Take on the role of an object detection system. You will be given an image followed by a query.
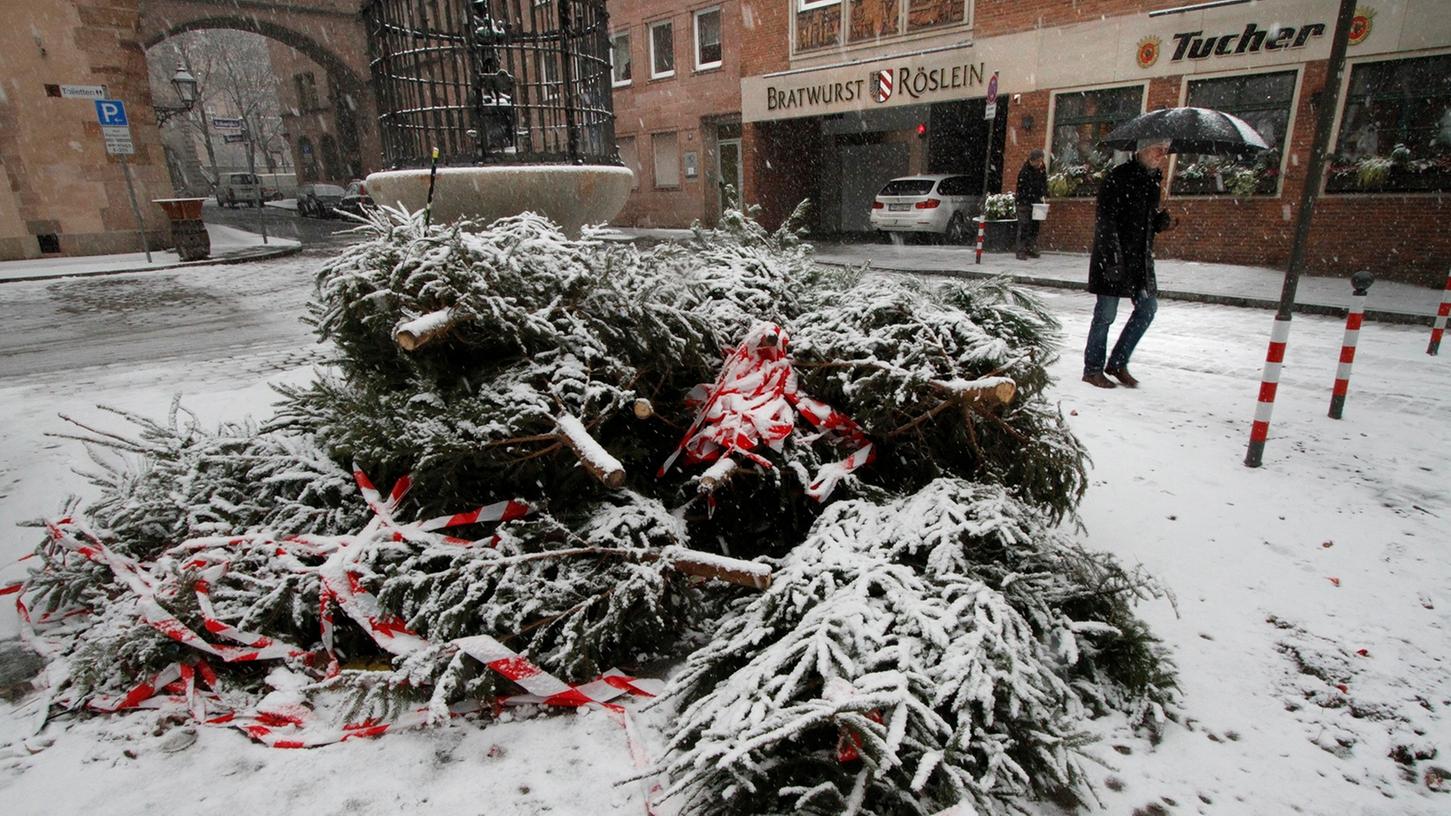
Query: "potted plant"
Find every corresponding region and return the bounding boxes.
[976,192,1018,252]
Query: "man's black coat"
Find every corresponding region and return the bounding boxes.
[1015,162,1048,205]
[1088,159,1171,297]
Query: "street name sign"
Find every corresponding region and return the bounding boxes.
[211,116,244,133]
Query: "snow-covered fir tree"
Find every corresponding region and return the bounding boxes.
[13,203,1173,814]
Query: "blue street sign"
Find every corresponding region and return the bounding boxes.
[95,99,128,127]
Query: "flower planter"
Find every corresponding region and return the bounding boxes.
[153,198,209,261]
[153,197,206,221]
[978,218,1017,253]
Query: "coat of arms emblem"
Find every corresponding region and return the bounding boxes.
[871,68,894,103]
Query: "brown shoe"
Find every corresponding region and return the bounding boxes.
[1082,372,1117,389]
[1105,366,1139,388]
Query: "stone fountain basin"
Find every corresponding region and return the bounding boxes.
[365,165,634,235]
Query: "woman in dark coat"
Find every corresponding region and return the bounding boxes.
[1083,138,1175,389]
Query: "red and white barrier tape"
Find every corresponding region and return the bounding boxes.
[660,322,874,502]
[10,468,660,779]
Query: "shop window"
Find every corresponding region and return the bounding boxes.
[695,8,722,70]
[1328,53,1451,194]
[650,21,675,79]
[611,32,632,87]
[619,136,641,189]
[653,132,681,188]
[1048,85,1144,197]
[849,0,899,43]
[1173,70,1296,197]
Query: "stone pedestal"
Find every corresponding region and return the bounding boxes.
[365,165,634,236]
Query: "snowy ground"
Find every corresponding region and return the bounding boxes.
[0,265,1446,815]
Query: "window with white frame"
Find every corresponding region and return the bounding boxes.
[695,7,722,70]
[1048,85,1144,197]
[650,21,675,79]
[618,136,640,189]
[611,32,632,86]
[1173,71,1296,197]
[652,132,680,187]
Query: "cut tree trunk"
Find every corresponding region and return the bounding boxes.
[556,414,626,489]
[394,309,455,352]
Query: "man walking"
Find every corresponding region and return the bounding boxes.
[1083,138,1175,389]
[1015,149,1048,260]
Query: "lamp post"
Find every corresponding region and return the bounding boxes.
[154,63,199,126]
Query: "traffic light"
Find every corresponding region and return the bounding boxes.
[915,122,927,139]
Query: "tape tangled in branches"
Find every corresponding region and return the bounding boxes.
[7,468,661,768]
[660,322,875,502]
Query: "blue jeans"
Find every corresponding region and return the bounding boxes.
[1084,292,1157,375]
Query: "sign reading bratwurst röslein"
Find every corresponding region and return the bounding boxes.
[766,61,986,112]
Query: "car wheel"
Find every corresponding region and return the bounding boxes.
[946,213,967,245]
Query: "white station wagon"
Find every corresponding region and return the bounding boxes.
[869,174,981,243]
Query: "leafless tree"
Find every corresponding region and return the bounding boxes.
[147,30,290,184]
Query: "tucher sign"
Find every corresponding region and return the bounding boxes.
[1160,21,1327,64]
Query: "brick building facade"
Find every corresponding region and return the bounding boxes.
[614,0,1448,284]
[0,0,174,260]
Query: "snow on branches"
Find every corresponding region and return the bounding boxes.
[10,202,1172,815]
[653,479,1174,816]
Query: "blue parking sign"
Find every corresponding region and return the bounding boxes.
[95,99,128,127]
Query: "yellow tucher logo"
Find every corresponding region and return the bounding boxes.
[1137,36,1162,68]
[1348,6,1374,46]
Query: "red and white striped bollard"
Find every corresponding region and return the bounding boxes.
[974,216,985,264]
[1329,270,1374,419]
[1245,317,1292,467]
[1428,270,1451,356]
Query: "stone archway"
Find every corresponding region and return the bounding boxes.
[139,0,382,175]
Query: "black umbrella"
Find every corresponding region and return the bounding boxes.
[1100,107,1270,156]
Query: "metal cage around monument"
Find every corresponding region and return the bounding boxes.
[365,0,619,168]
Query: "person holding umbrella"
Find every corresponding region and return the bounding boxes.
[1082,107,1269,389]
[1082,138,1174,389]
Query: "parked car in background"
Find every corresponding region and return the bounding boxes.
[868,174,981,243]
[297,183,347,218]
[216,172,265,208]
[257,172,298,201]
[336,179,374,216]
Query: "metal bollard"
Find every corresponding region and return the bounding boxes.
[1245,316,1292,467]
[1429,270,1450,356]
[1329,270,1374,420]
[974,216,985,265]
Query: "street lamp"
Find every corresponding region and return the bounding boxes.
[155,63,199,125]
